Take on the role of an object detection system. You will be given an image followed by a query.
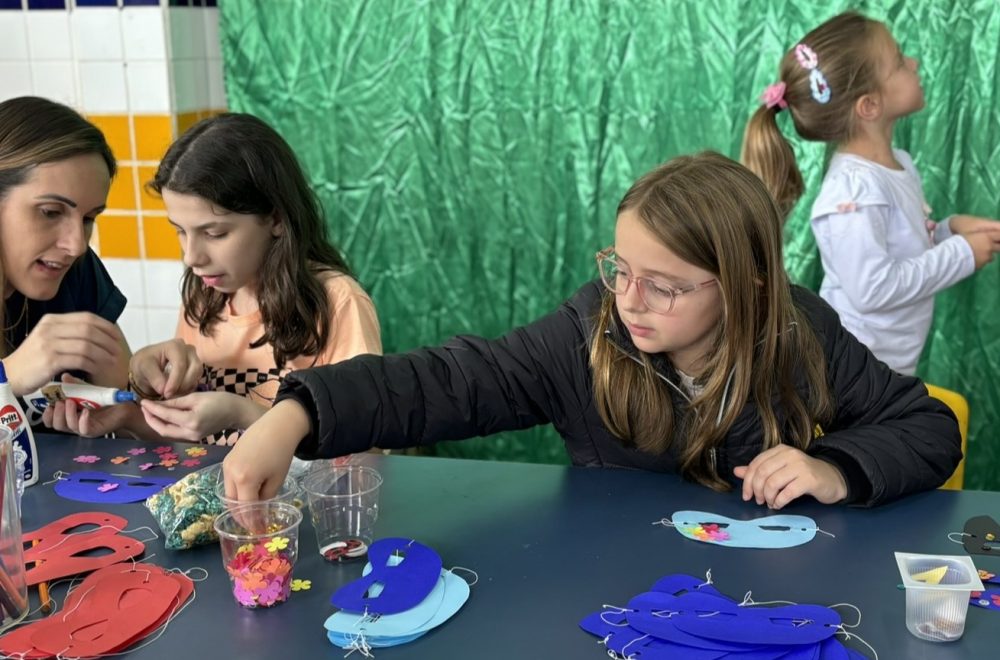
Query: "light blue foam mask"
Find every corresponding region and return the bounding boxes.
[669,510,824,549]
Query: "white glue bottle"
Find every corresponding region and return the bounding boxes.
[23,382,137,415]
[0,361,38,487]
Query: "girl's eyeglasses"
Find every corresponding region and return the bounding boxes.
[596,247,717,314]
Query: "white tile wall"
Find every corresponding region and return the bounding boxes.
[26,11,73,61]
[117,306,150,350]
[71,7,123,62]
[31,60,77,107]
[168,7,206,60]
[0,11,29,60]
[203,7,220,60]
[142,259,185,309]
[102,257,146,307]
[122,6,166,62]
[145,308,180,345]
[78,60,128,113]
[207,58,225,109]
[0,62,33,103]
[126,60,170,113]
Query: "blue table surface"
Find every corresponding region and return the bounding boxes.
[11,433,1000,659]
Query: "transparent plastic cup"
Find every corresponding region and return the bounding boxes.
[0,427,29,632]
[215,472,304,511]
[895,552,984,642]
[214,502,303,608]
[301,466,382,562]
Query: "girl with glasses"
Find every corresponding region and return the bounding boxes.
[222,152,959,510]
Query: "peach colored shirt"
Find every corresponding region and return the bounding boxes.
[176,274,381,443]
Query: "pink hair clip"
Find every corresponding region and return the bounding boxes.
[760,82,788,110]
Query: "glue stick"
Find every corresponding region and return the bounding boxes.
[23,381,137,416]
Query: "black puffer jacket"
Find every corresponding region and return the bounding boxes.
[278,281,961,507]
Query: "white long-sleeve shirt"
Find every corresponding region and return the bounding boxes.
[810,149,974,375]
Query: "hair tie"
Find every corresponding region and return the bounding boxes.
[760,82,788,110]
[793,43,831,104]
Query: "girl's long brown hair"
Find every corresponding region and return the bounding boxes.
[0,97,116,355]
[149,113,351,367]
[590,152,833,490]
[741,11,884,219]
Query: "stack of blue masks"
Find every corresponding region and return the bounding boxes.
[579,574,870,659]
[325,537,470,650]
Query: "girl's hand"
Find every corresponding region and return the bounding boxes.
[4,312,126,396]
[733,445,847,510]
[139,391,265,442]
[949,214,1000,236]
[129,339,203,400]
[40,373,143,438]
[222,399,310,503]
[964,231,1000,270]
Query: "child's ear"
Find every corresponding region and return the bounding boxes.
[854,93,882,122]
[269,214,284,237]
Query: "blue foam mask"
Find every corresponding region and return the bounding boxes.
[669,511,824,548]
[330,537,443,616]
[54,471,176,504]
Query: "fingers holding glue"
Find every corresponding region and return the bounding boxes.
[39,374,141,438]
[129,338,203,399]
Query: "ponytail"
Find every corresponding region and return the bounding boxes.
[740,104,803,221]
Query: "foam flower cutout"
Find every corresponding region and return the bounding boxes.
[127,448,146,456]
[139,462,155,471]
[160,452,179,461]
[97,483,119,492]
[233,583,257,607]
[160,459,179,467]
[73,455,100,463]
[290,579,311,591]
[181,459,201,467]
[153,446,173,454]
[110,456,129,464]
[185,447,208,457]
[265,536,289,553]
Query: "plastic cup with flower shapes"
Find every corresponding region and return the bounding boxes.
[215,471,304,511]
[301,465,382,562]
[895,552,984,642]
[213,501,302,608]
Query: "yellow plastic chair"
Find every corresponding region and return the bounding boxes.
[926,384,968,490]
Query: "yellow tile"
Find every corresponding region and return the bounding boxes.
[96,215,141,259]
[132,115,174,161]
[177,111,201,136]
[87,115,132,161]
[106,165,137,211]
[137,165,165,211]
[143,215,182,260]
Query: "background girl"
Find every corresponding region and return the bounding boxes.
[742,11,1000,375]
[222,152,960,509]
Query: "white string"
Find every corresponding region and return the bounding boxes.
[814,527,836,539]
[699,569,713,587]
[342,630,374,658]
[837,626,879,660]
[599,605,631,626]
[651,518,675,527]
[829,602,862,628]
[448,566,479,586]
[619,633,649,656]
[42,471,71,485]
[948,532,970,544]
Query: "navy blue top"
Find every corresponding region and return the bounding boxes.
[3,248,127,351]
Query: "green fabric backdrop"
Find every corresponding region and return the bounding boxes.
[219,0,1000,490]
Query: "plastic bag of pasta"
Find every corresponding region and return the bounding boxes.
[145,463,226,550]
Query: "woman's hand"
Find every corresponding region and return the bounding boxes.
[222,399,310,502]
[4,312,126,396]
[40,374,144,438]
[139,391,266,442]
[733,445,847,510]
[129,338,203,400]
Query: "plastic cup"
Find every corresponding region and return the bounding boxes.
[0,427,29,633]
[895,552,984,642]
[214,501,303,608]
[301,465,382,562]
[215,472,304,511]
